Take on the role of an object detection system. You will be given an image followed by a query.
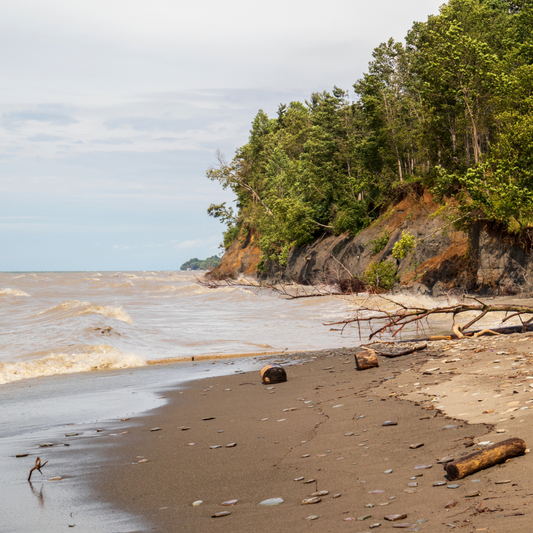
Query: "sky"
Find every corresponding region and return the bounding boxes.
[0,0,444,271]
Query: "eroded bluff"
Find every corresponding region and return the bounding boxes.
[210,191,532,296]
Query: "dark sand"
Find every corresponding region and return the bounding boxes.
[85,334,533,532]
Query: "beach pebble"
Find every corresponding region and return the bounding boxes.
[333,404,343,408]
[259,498,283,506]
[305,515,319,521]
[221,500,238,506]
[382,421,397,427]
[392,524,416,529]
[369,524,381,528]
[311,491,329,496]
[150,427,161,432]
[192,500,203,507]
[495,480,511,484]
[333,493,341,498]
[414,464,432,470]
[343,517,356,521]
[48,476,62,481]
[294,477,304,481]
[137,459,149,463]
[65,432,78,437]
[437,456,454,464]
[345,432,354,436]
[367,490,385,494]
[226,442,237,448]
[188,443,195,446]
[496,429,506,433]
[407,483,418,487]
[212,511,231,518]
[409,443,424,449]
[210,445,221,449]
[385,514,407,521]
[433,481,447,487]
[304,478,316,484]
[465,491,481,497]
[178,426,190,431]
[202,417,215,421]
[357,515,372,520]
[302,497,321,505]
[384,469,393,474]
[482,410,494,414]
[301,454,310,458]
[444,501,458,508]
[447,484,460,489]
[283,408,297,412]
[39,443,53,448]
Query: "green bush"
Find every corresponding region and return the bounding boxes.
[368,232,389,255]
[364,260,399,291]
[392,230,418,260]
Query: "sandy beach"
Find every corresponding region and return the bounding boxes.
[70,332,533,532]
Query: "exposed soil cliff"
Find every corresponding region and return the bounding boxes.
[211,191,531,295]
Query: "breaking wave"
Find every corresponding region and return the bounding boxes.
[0,345,146,385]
[0,288,30,296]
[37,300,134,324]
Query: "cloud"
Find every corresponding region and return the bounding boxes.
[175,236,219,249]
[105,116,210,132]
[2,104,77,129]
[27,133,65,142]
[90,138,133,145]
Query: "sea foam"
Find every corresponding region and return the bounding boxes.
[0,345,146,385]
[0,288,30,296]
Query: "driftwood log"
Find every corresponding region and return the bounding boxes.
[445,438,526,480]
[355,349,379,370]
[261,364,287,384]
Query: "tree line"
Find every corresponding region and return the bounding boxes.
[207,0,533,271]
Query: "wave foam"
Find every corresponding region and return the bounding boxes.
[79,305,134,324]
[0,288,30,296]
[0,345,146,385]
[38,300,134,324]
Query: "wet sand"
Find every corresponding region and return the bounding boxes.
[83,333,533,532]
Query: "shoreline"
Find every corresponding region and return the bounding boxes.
[86,333,533,532]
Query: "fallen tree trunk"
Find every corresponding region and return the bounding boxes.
[326,295,533,340]
[445,438,527,480]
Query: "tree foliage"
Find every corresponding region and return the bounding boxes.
[208,0,533,268]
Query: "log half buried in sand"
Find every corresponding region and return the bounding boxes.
[355,349,379,371]
[261,364,287,384]
[445,438,526,480]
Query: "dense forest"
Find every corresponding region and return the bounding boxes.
[207,0,533,271]
[180,256,220,271]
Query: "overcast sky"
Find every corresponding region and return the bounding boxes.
[0,0,444,271]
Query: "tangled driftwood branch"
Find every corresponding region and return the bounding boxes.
[28,457,48,482]
[326,295,533,340]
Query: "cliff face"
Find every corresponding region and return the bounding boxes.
[208,228,262,279]
[213,192,531,295]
